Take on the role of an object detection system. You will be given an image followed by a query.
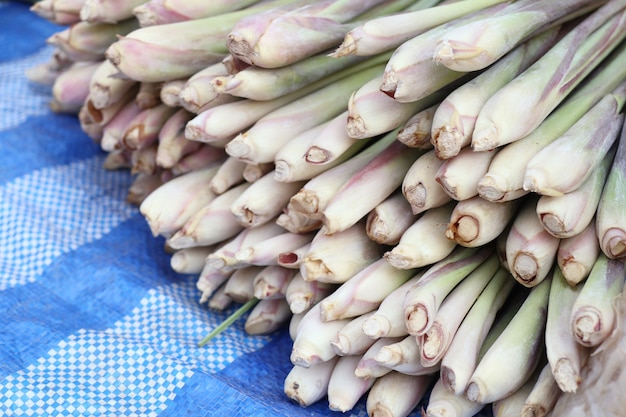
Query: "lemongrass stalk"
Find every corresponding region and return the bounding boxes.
[427,378,485,417]
[208,156,246,194]
[446,195,522,248]
[419,255,501,367]
[546,267,588,393]
[595,117,626,260]
[235,232,315,267]
[31,0,83,24]
[347,74,445,138]
[330,312,378,357]
[229,171,303,227]
[491,374,535,417]
[327,354,377,413]
[158,79,186,108]
[550,288,626,417]
[396,104,438,150]
[133,0,263,26]
[402,149,452,215]
[436,147,498,201]
[166,182,249,250]
[301,221,382,284]
[465,277,550,404]
[178,62,229,114]
[122,103,178,150]
[226,0,388,68]
[244,297,291,335]
[25,48,72,86]
[226,66,384,165]
[303,111,363,166]
[505,195,561,287]
[440,268,515,395]
[521,362,562,417]
[291,303,352,367]
[88,60,136,110]
[216,50,392,101]
[366,372,434,417]
[155,108,195,165]
[331,0,486,57]
[524,84,626,196]
[106,0,298,82]
[403,245,493,336]
[139,164,219,237]
[285,272,335,314]
[284,357,339,407]
[431,26,562,160]
[78,105,104,142]
[50,61,100,114]
[207,284,234,311]
[435,0,604,71]
[355,337,404,379]
[157,131,202,171]
[362,272,425,339]
[471,4,626,151]
[170,246,214,274]
[536,148,615,238]
[136,82,161,109]
[197,265,235,304]
[365,190,417,246]
[384,202,457,269]
[85,84,139,127]
[570,252,625,347]
[169,145,228,177]
[319,259,416,321]
[252,265,296,299]
[275,123,369,183]
[130,142,159,175]
[49,18,140,62]
[321,141,424,234]
[276,203,324,234]
[477,44,626,202]
[278,243,311,270]
[80,0,147,23]
[289,128,398,217]
[241,162,274,183]
[557,220,600,285]
[205,221,285,270]
[223,266,262,304]
[375,335,440,376]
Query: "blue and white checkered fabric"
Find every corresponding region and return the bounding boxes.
[0,2,377,416]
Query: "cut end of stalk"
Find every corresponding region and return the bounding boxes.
[231,206,260,227]
[602,229,626,260]
[319,300,336,322]
[432,127,463,160]
[512,252,539,287]
[330,334,350,356]
[178,86,202,114]
[234,247,254,264]
[210,75,232,95]
[329,34,357,58]
[290,190,320,216]
[384,250,419,270]
[89,85,112,110]
[290,347,321,368]
[440,366,457,393]
[305,146,331,164]
[560,261,587,286]
[554,358,581,393]
[465,381,483,403]
[403,184,428,215]
[446,215,479,246]
[375,346,400,366]
[540,213,567,237]
[421,325,444,366]
[346,114,368,139]
[405,304,429,336]
[432,41,455,65]
[226,33,255,65]
[288,297,311,315]
[572,310,603,347]
[167,232,196,250]
[471,124,499,152]
[302,257,332,282]
[225,134,251,159]
[379,70,398,99]
[362,315,391,339]
[523,171,564,197]
[273,160,292,182]
[476,175,507,202]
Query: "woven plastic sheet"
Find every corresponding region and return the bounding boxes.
[0,3,495,416]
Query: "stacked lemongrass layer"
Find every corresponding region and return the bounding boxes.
[28,0,626,416]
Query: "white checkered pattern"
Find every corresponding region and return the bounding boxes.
[0,156,135,289]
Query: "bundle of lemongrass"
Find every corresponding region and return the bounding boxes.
[28,0,626,415]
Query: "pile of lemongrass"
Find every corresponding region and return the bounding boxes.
[28,0,626,416]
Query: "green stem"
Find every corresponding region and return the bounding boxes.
[198,297,259,347]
